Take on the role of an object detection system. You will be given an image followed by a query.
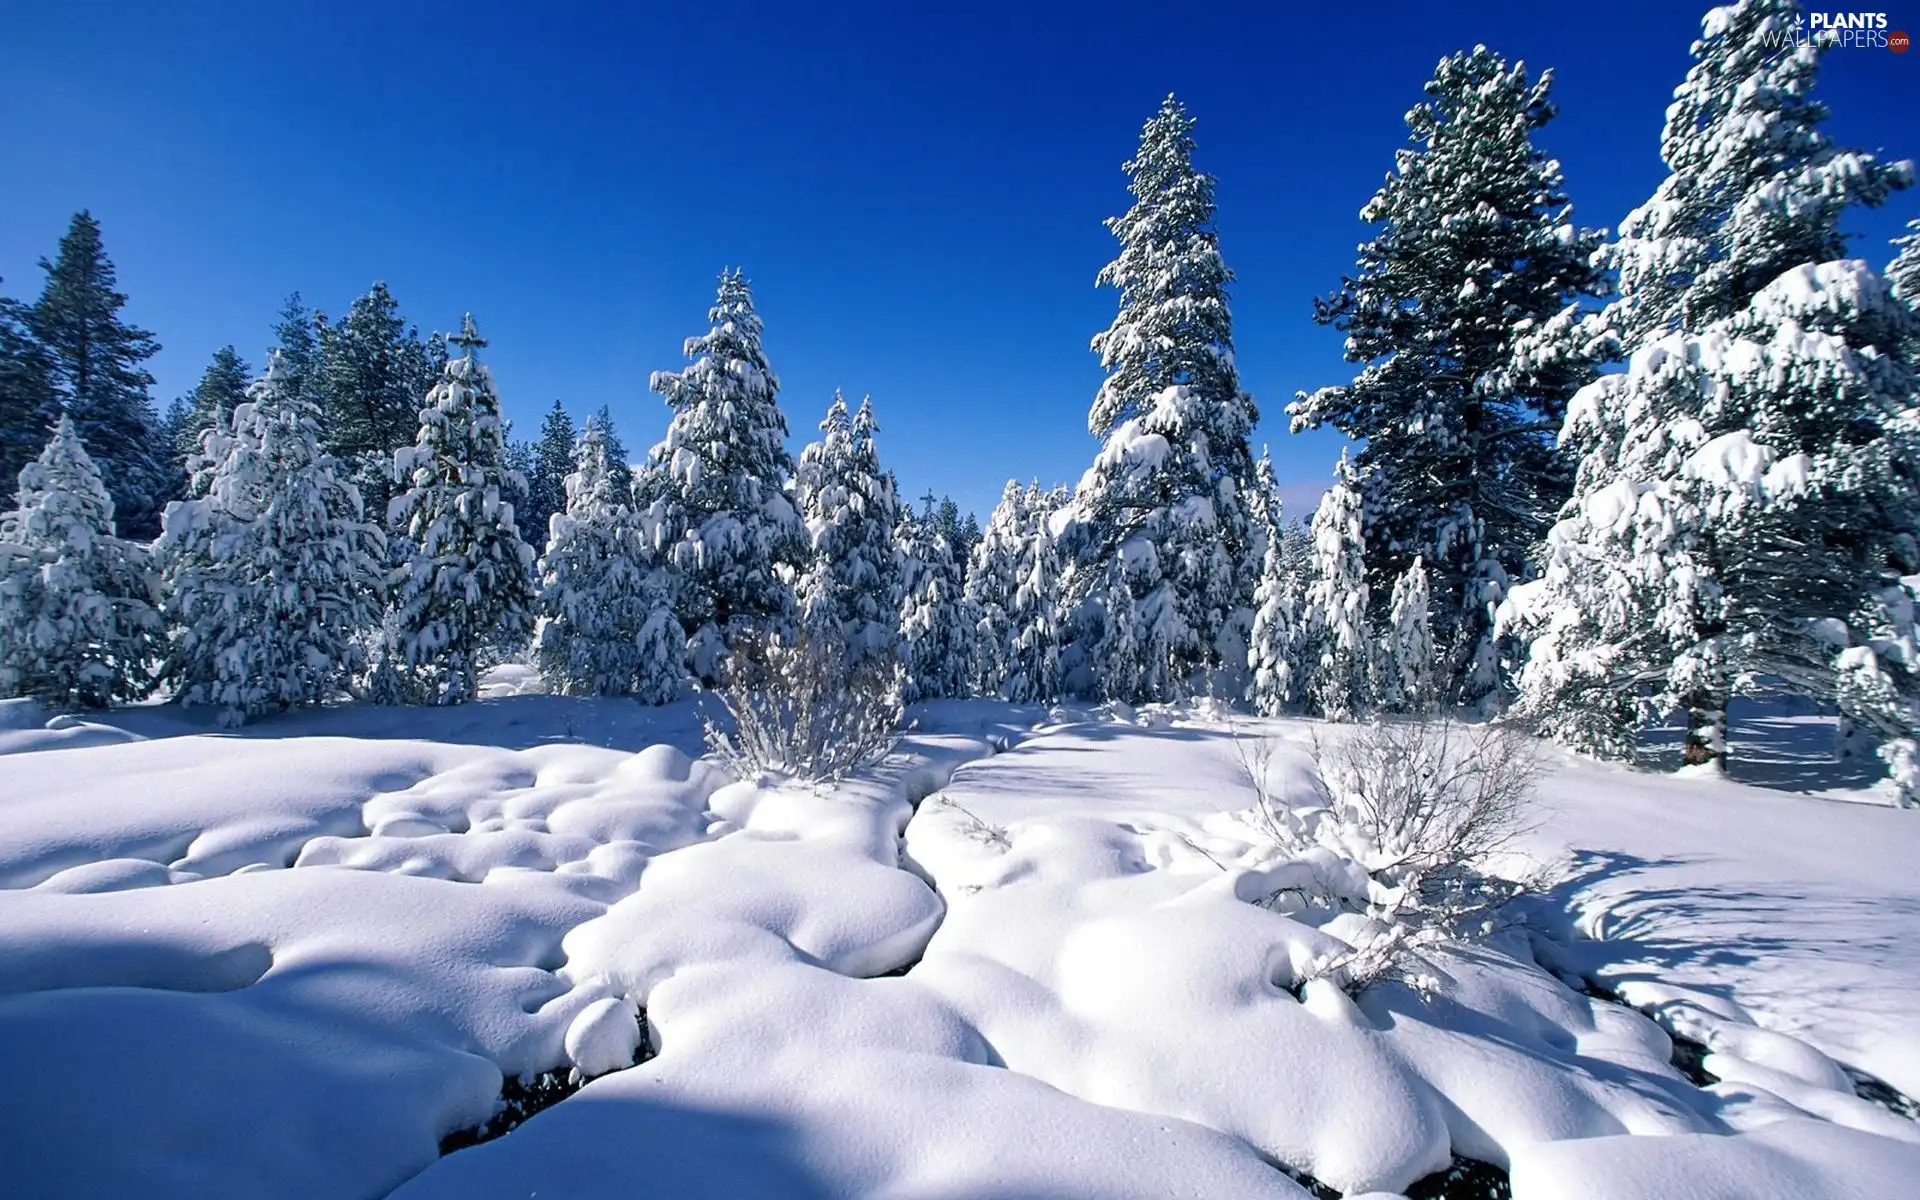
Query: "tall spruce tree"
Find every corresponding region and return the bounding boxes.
[795,392,901,672]
[27,213,166,540]
[318,282,438,523]
[158,352,385,725]
[526,399,578,549]
[382,316,537,704]
[0,282,57,489]
[0,416,161,706]
[1503,0,1917,778]
[1504,261,1920,783]
[1063,94,1261,700]
[534,415,684,701]
[1290,47,1605,709]
[643,270,806,683]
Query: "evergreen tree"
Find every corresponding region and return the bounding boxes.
[966,481,1028,698]
[271,294,325,414]
[167,347,252,484]
[643,271,806,683]
[318,282,437,522]
[1380,556,1436,714]
[1503,260,1920,782]
[1247,455,1296,716]
[383,316,537,704]
[27,212,166,539]
[795,393,901,672]
[0,283,58,491]
[1012,484,1069,703]
[591,404,635,508]
[1095,574,1146,705]
[965,481,1069,703]
[1597,0,1910,345]
[1066,95,1261,696]
[157,352,385,725]
[1289,47,1605,709]
[1304,457,1371,722]
[0,416,161,706]
[898,493,974,702]
[533,415,685,701]
[1503,1,1917,778]
[526,399,577,549]
[1891,220,1920,366]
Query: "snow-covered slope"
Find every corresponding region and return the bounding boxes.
[0,689,1915,1198]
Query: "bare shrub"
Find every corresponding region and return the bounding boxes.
[701,629,904,782]
[1234,719,1542,995]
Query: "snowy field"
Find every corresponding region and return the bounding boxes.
[2,675,1917,1199]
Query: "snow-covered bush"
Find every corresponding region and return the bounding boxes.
[701,629,903,782]
[1236,720,1539,994]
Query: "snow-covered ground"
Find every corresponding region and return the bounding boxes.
[1,680,1915,1199]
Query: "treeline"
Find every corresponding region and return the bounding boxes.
[2,0,1918,804]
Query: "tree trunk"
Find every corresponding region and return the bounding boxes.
[1682,688,1727,770]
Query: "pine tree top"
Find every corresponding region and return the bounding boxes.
[7,416,118,542]
[1089,95,1245,439]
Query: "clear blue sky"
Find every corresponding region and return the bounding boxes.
[1,1,1913,522]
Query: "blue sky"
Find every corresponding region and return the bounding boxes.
[1,0,1914,522]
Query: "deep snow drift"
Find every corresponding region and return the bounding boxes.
[0,682,1915,1199]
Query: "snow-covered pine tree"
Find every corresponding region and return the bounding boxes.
[1247,454,1295,716]
[383,315,537,704]
[1503,259,1920,783]
[0,283,58,495]
[27,213,167,539]
[318,283,441,524]
[897,492,974,702]
[794,392,901,673]
[0,416,161,706]
[1502,1,1916,779]
[1010,484,1069,703]
[525,400,577,553]
[161,347,252,503]
[533,414,684,701]
[966,481,1028,697]
[1892,220,1920,365]
[1064,94,1261,699]
[157,351,386,725]
[1095,573,1145,705]
[270,294,324,412]
[1304,456,1370,722]
[589,405,635,508]
[1289,47,1605,710]
[644,271,807,684]
[1598,0,1911,346]
[1379,556,1435,714]
[967,480,1069,702]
